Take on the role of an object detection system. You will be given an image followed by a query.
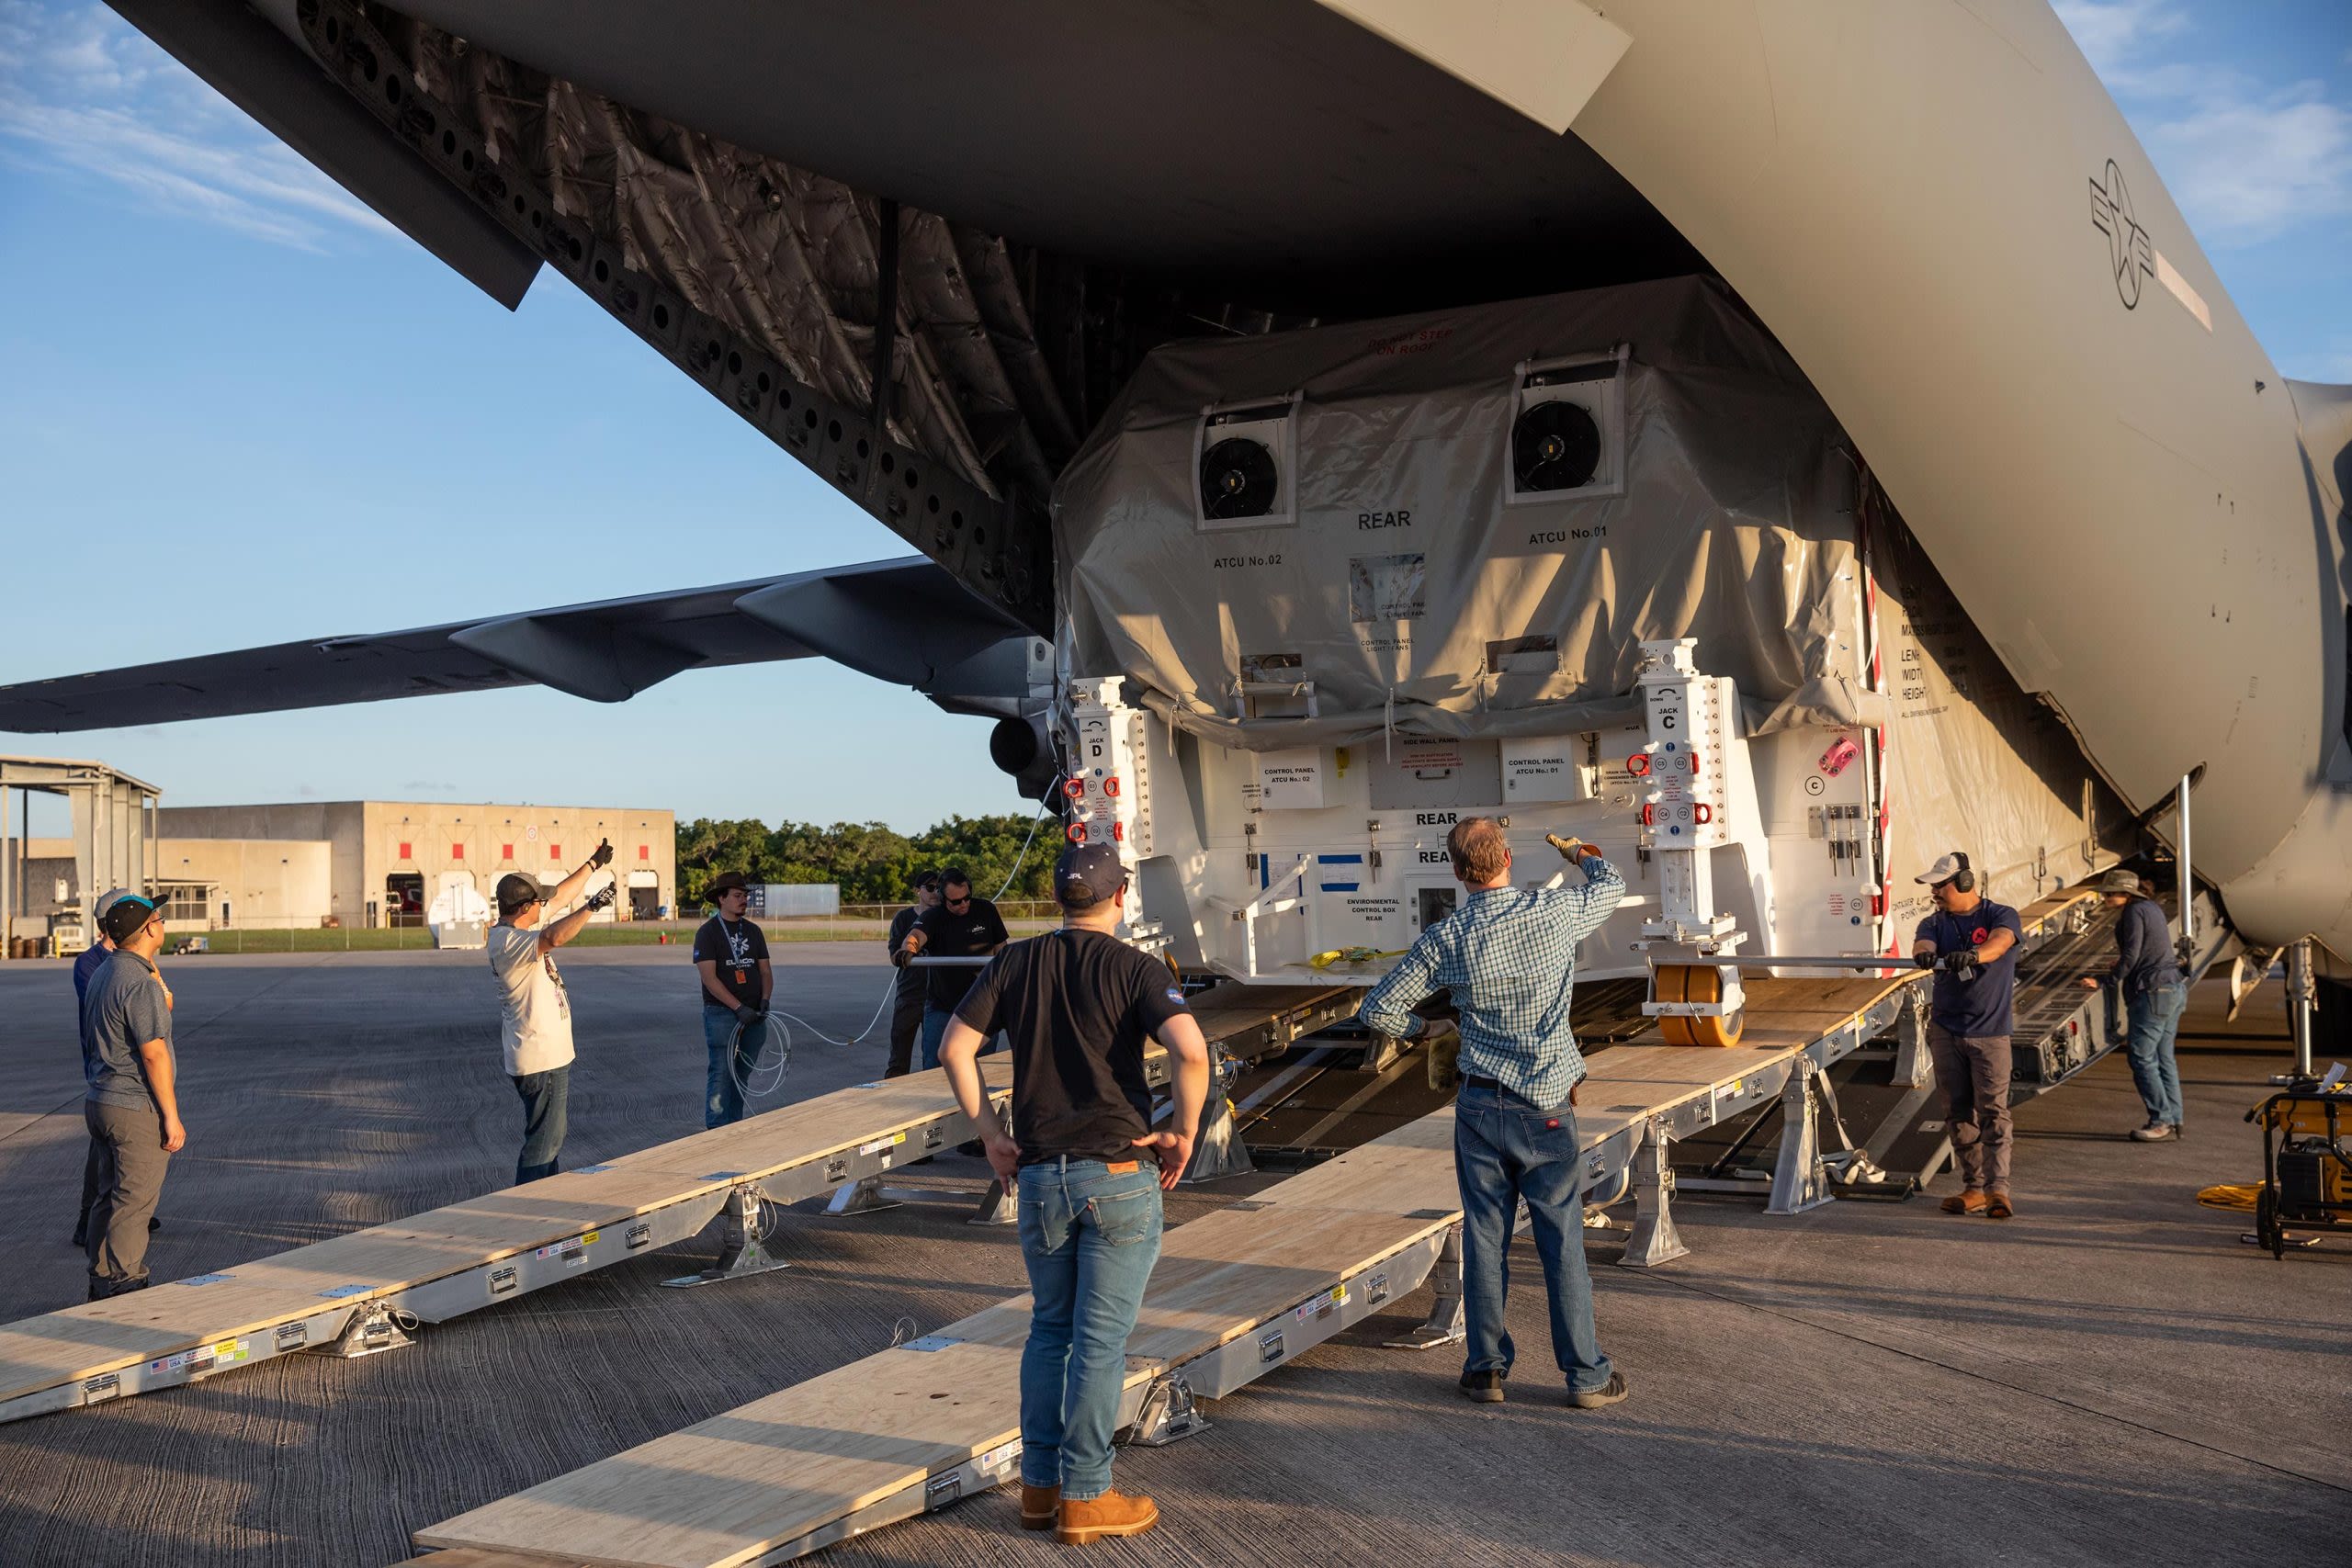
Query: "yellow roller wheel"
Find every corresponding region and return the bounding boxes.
[1680,964,1746,1048]
[1656,964,1693,1045]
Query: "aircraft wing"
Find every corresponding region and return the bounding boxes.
[0,558,1034,733]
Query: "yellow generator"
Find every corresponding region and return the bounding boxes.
[2247,1081,2352,1258]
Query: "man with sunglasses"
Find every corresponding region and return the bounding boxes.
[897,867,1009,1071]
[488,841,616,1183]
[883,870,944,1077]
[80,891,182,1300]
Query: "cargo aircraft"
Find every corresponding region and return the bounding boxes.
[5,1,2347,1032]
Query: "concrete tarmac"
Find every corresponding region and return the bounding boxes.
[0,948,2344,1566]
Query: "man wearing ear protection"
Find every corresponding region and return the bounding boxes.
[1910,852,2024,1218]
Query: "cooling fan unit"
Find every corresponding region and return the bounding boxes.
[1200,437,1280,521]
[1511,400,1602,493]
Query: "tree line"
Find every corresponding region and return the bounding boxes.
[674,813,1057,908]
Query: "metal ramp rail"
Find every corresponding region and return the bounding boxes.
[395,973,1922,1568]
[0,983,1357,1427]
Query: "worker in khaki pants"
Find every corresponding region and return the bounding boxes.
[939,843,1209,1544]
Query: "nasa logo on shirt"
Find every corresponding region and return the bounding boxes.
[1165,988,1187,1006]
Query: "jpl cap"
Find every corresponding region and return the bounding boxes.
[495,872,548,914]
[1055,841,1126,908]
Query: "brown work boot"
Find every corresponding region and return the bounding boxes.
[1984,1190,2015,1219]
[1940,1189,1987,1215]
[1020,1483,1059,1531]
[1057,1489,1159,1544]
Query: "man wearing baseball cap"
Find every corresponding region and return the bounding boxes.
[693,871,773,1127]
[1910,851,2025,1218]
[2079,866,2187,1140]
[487,841,616,1183]
[935,842,1209,1544]
[80,891,181,1299]
[70,888,166,1248]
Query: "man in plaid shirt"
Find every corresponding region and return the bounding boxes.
[1358,817,1630,1410]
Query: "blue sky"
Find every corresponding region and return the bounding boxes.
[1,0,2347,836]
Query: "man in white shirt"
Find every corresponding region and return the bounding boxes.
[487,843,615,1183]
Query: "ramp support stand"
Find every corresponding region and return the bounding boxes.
[967,1179,1016,1226]
[1767,1058,1838,1215]
[1182,1048,1257,1185]
[1384,1224,1466,1349]
[661,1183,791,1288]
[1892,986,1932,1089]
[1126,1372,1213,1447]
[305,1303,415,1359]
[1618,1119,1689,1268]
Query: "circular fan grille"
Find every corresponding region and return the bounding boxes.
[1200,437,1279,520]
[1511,400,1601,493]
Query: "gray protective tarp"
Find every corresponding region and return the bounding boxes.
[1056,276,1886,750]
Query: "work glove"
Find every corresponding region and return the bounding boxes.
[583,885,616,912]
[1936,950,1981,981]
[589,838,615,868]
[735,1003,763,1027]
[1914,951,1937,970]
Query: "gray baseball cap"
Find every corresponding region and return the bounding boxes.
[94,887,133,920]
[1914,852,1968,886]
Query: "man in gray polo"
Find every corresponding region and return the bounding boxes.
[82,892,184,1300]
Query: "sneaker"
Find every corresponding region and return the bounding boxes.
[1940,1190,1987,1215]
[1567,1371,1630,1410]
[1020,1483,1059,1531]
[1057,1490,1159,1544]
[2131,1121,2175,1142]
[1458,1370,1506,1404]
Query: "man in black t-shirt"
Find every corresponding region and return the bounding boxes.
[939,843,1207,1545]
[882,870,942,1077]
[693,872,773,1127]
[895,867,1009,1070]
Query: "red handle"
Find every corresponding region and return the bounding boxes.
[1693,803,1713,825]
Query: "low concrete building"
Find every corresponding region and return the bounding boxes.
[158,801,675,928]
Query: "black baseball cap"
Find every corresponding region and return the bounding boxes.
[1055,843,1126,909]
[99,894,164,944]
[495,872,548,914]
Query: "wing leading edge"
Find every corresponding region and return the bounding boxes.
[0,558,1032,734]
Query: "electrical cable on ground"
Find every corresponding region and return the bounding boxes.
[722,774,1065,1108]
[2196,1183,2262,1212]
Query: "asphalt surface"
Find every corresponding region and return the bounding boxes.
[0,948,2343,1567]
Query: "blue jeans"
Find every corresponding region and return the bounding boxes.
[1453,1078,1613,1393]
[704,1003,758,1128]
[920,1006,957,1071]
[2123,981,2188,1126]
[511,1065,570,1184]
[1015,1157,1163,1500]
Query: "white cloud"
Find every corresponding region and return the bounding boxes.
[2142,85,2352,243]
[2057,1,2352,248]
[2052,2,2187,79]
[0,0,395,250]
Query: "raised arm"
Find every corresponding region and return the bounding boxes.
[547,839,614,911]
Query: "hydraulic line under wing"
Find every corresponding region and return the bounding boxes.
[0,557,1035,733]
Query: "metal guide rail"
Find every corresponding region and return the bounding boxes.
[399,978,1917,1568]
[0,983,1353,1428]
